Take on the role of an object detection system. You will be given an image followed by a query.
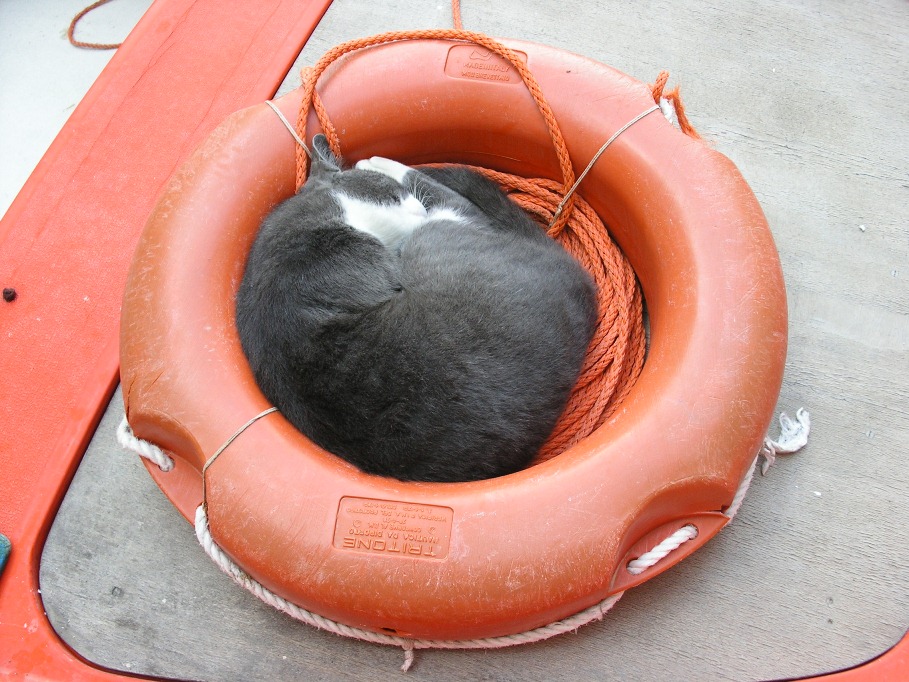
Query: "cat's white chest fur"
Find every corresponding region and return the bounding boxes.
[334,191,428,248]
[337,155,467,248]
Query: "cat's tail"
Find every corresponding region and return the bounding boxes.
[418,166,545,240]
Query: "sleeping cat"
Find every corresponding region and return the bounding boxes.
[235,135,596,482]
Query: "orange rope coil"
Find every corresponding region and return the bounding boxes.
[292,28,700,464]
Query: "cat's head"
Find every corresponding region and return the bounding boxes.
[307,134,420,210]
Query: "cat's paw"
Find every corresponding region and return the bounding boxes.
[355,156,412,184]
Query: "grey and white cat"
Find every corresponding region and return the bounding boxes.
[235,134,596,482]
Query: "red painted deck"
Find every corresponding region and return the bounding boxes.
[0,0,331,677]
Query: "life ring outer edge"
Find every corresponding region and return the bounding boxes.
[119,38,787,641]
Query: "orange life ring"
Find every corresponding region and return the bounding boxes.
[120,38,786,641]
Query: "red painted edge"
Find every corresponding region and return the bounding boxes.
[0,0,331,678]
[792,630,909,681]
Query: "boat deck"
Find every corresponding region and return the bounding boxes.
[2,0,907,679]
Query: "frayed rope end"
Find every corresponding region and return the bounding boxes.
[401,643,416,672]
[650,71,702,140]
[761,408,811,475]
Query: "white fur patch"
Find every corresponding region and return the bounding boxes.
[354,156,412,184]
[426,207,467,224]
[335,191,427,247]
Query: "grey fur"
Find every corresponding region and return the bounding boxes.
[236,135,596,481]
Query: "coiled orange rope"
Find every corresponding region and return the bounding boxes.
[292,8,701,464]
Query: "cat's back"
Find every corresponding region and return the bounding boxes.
[333,216,595,480]
[237,145,598,482]
[396,214,594,343]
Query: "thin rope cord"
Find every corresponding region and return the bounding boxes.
[116,416,173,471]
[451,0,464,29]
[549,104,660,226]
[67,0,123,50]
[626,525,699,576]
[625,452,761,576]
[201,407,279,503]
[265,101,311,157]
[725,456,759,518]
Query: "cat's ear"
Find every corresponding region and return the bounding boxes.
[310,134,343,175]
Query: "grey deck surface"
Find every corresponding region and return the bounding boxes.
[7,0,907,679]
